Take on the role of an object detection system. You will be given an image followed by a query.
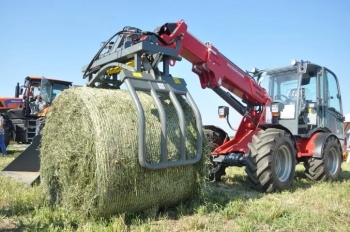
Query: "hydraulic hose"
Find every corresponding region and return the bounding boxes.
[82,30,127,79]
[83,29,183,79]
[142,31,184,46]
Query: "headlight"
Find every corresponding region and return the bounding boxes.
[218,108,225,118]
[218,106,229,119]
[271,104,279,113]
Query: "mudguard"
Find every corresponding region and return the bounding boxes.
[312,133,339,159]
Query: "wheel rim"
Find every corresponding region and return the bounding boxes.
[327,147,339,176]
[275,145,293,182]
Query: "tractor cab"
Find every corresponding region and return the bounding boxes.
[261,60,344,140]
[6,76,72,144]
[21,76,72,117]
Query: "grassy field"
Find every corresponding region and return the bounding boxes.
[1,146,350,232]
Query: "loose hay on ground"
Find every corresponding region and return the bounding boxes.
[40,87,208,219]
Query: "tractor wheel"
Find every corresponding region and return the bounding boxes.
[245,128,296,193]
[203,126,228,181]
[4,130,10,147]
[304,136,342,181]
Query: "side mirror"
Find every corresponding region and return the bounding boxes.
[301,77,310,85]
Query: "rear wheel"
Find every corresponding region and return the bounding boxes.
[245,128,296,193]
[4,130,10,147]
[304,136,342,181]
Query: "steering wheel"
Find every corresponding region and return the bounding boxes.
[274,94,289,102]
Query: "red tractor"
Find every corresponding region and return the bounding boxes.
[80,20,345,193]
[0,83,24,151]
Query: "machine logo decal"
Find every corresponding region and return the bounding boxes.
[227,63,244,78]
[3,99,23,107]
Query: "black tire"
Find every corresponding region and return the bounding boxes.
[203,126,229,152]
[4,129,11,147]
[245,128,296,193]
[14,124,26,133]
[15,132,27,143]
[304,136,342,181]
[7,109,26,120]
[203,126,228,181]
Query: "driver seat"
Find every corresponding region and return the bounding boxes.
[287,88,307,116]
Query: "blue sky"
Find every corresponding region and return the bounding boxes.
[1,0,350,135]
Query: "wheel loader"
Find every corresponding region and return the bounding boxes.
[2,20,346,193]
[1,76,72,184]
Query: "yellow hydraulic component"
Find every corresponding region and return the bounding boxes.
[105,62,183,84]
[106,61,135,75]
[132,72,142,78]
[173,77,181,84]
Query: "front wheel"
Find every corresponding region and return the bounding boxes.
[245,128,296,193]
[304,136,342,181]
[203,126,228,181]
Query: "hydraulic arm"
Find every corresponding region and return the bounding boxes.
[148,20,271,155]
[155,21,267,106]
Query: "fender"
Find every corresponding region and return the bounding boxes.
[203,125,230,149]
[297,132,341,159]
[258,123,297,145]
[310,133,340,159]
[203,125,229,139]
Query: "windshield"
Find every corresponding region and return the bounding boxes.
[260,68,299,103]
[38,79,70,113]
[270,74,299,102]
[259,68,300,119]
[41,82,69,104]
[51,83,70,100]
[261,73,317,103]
[260,67,319,120]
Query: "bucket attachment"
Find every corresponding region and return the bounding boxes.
[1,134,41,185]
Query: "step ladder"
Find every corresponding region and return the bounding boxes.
[26,119,37,143]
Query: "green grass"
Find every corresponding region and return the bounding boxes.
[1,145,350,231]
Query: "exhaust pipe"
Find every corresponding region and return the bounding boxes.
[15,82,20,98]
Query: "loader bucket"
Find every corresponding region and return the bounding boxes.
[1,134,41,185]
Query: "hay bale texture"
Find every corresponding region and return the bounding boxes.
[40,87,207,219]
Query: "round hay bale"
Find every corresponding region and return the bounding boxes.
[40,87,207,219]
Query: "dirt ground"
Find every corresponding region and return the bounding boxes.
[0,217,19,232]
